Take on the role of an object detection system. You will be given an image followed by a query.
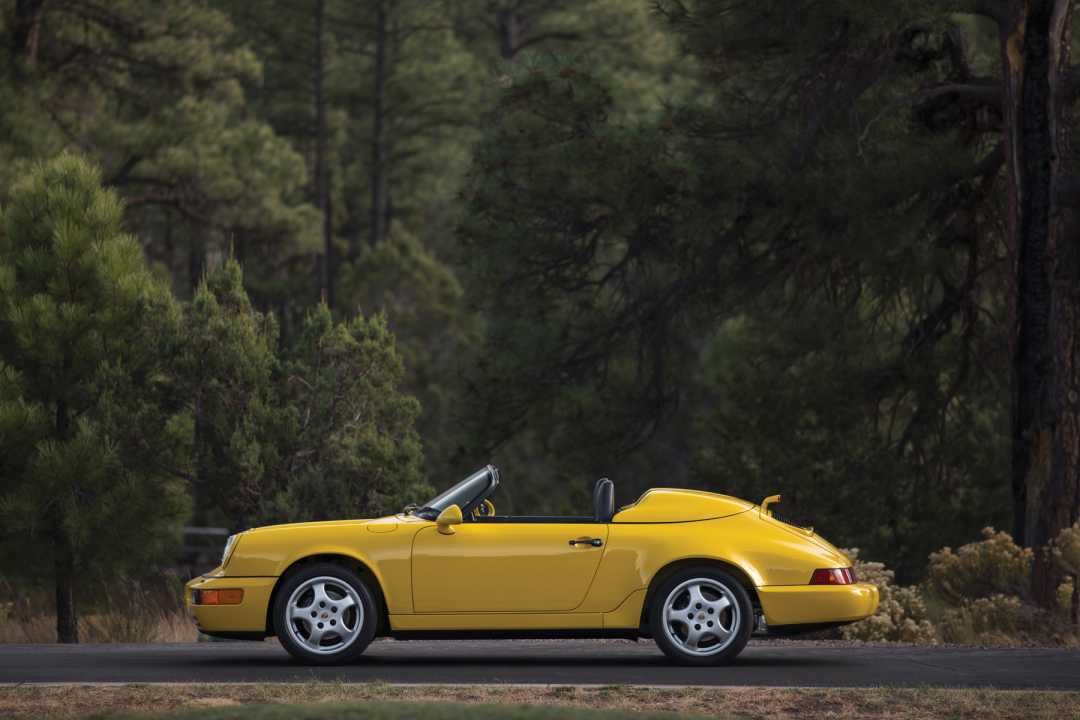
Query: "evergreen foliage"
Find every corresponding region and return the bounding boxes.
[1,0,1078,630]
[0,154,190,642]
[173,260,279,527]
[262,304,430,523]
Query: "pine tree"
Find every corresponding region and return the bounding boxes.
[0,0,320,296]
[0,154,191,643]
[260,304,430,522]
[174,260,279,528]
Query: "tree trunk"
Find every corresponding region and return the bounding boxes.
[11,0,45,69]
[1072,574,1079,624]
[314,0,334,307]
[54,539,78,644]
[1000,0,1080,608]
[369,0,389,249]
[496,6,521,60]
[1033,0,1080,608]
[53,394,78,643]
[188,235,206,296]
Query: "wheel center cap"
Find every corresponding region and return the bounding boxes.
[321,613,329,619]
[697,613,705,620]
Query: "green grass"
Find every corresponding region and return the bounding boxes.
[109,701,686,720]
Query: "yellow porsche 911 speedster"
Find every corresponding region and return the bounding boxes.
[186,465,878,665]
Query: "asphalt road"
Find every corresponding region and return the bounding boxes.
[2,639,1079,688]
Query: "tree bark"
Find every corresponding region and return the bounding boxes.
[1004,0,1053,549]
[54,539,78,644]
[1001,0,1080,608]
[188,235,206,295]
[369,0,389,249]
[1033,0,1080,609]
[314,0,334,307]
[11,0,45,69]
[496,5,521,60]
[53,395,78,643]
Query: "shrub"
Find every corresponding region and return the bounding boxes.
[937,594,1044,644]
[1055,522,1080,576]
[1055,523,1080,623]
[926,527,1031,603]
[839,549,937,643]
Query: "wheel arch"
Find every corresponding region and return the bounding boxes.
[640,557,761,630]
[264,553,390,636]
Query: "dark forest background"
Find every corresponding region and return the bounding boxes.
[3,0,1080,639]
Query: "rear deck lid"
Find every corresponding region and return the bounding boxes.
[612,488,753,523]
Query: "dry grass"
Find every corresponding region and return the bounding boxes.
[0,613,199,644]
[0,612,198,644]
[0,683,1077,720]
[0,574,198,644]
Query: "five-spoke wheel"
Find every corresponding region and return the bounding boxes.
[650,568,752,665]
[274,563,377,665]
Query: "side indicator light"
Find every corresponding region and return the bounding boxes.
[195,588,244,605]
[809,568,855,585]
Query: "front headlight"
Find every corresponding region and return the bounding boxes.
[221,533,240,568]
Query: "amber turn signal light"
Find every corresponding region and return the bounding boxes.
[809,568,856,585]
[195,588,244,605]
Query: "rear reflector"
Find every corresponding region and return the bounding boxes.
[809,568,856,585]
[194,588,244,605]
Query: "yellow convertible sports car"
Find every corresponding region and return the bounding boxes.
[186,465,878,665]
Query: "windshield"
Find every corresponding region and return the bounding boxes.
[415,465,497,518]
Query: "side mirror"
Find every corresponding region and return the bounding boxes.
[436,504,463,535]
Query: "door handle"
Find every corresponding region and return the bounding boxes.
[568,538,603,547]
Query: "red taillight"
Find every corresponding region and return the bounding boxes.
[810,568,855,585]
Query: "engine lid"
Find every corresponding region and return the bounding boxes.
[612,488,753,523]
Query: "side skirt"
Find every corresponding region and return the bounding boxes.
[388,629,641,641]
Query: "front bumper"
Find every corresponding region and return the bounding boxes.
[757,582,879,627]
[185,575,277,634]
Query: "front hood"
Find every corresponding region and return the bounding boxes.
[613,488,753,523]
[245,518,374,534]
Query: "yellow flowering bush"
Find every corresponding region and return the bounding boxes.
[1054,522,1080,576]
[926,528,1031,603]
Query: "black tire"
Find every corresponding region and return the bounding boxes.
[649,567,753,666]
[273,562,378,665]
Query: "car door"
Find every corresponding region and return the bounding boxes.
[410,522,609,612]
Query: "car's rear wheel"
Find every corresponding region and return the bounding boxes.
[650,567,752,665]
[273,563,377,665]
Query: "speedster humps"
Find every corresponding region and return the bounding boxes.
[186,465,878,665]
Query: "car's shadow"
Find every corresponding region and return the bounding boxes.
[182,652,850,670]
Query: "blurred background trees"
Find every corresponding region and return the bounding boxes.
[2,0,1079,639]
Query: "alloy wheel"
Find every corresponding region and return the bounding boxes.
[660,577,741,657]
[284,576,364,655]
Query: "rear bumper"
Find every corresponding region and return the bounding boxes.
[185,575,277,635]
[757,582,879,626]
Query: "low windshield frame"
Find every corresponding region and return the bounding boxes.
[420,465,499,518]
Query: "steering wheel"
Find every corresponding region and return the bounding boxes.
[472,498,496,520]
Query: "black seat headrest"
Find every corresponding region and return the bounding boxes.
[593,477,614,523]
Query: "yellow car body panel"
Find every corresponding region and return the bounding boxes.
[757,584,880,625]
[391,612,604,631]
[185,576,276,633]
[185,486,879,638]
[612,488,752,523]
[411,523,609,612]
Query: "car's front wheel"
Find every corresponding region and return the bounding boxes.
[273,563,378,665]
[649,567,753,665]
